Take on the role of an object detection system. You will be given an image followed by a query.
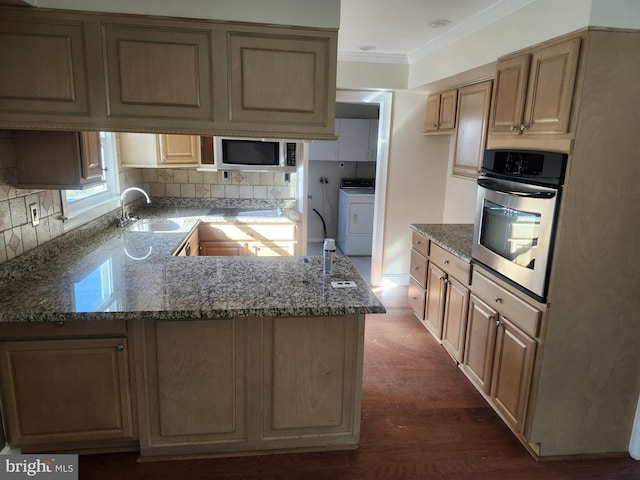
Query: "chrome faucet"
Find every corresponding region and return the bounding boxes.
[119,187,151,227]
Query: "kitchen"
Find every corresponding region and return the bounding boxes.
[0,0,639,477]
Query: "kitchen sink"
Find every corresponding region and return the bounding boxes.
[127,220,182,232]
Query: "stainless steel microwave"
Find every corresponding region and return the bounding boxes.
[214,137,298,172]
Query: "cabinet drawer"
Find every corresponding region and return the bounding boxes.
[429,243,471,285]
[409,250,428,287]
[411,232,429,258]
[408,278,426,320]
[471,270,541,338]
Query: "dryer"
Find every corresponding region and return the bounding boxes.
[337,178,375,255]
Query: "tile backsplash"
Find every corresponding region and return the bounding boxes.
[140,168,296,200]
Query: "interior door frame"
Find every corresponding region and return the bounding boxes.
[334,90,392,287]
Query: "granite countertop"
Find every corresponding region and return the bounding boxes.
[0,205,385,322]
[410,224,474,262]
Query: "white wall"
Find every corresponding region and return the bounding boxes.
[307,160,376,241]
[380,91,448,284]
[337,61,409,91]
[441,136,478,224]
[32,0,340,28]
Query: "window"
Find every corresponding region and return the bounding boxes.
[61,132,121,231]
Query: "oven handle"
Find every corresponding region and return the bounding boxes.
[477,178,557,199]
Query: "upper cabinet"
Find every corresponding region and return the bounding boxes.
[226,27,337,138]
[424,89,457,133]
[489,36,581,137]
[0,7,337,139]
[102,21,216,128]
[308,119,378,162]
[452,81,493,178]
[119,134,201,168]
[0,11,98,124]
[14,131,104,190]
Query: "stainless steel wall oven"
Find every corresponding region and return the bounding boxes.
[472,149,568,302]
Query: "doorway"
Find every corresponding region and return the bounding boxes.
[304,90,392,286]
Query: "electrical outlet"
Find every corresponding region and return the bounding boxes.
[29,203,39,226]
[331,281,357,288]
[222,171,230,183]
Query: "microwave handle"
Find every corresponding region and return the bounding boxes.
[477,178,556,199]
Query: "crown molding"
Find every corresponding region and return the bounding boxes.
[338,51,409,65]
[408,0,537,64]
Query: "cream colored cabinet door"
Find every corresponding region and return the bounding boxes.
[338,119,370,162]
[249,241,295,257]
[441,277,470,363]
[119,133,200,168]
[424,263,447,339]
[308,120,340,161]
[226,27,337,137]
[135,319,248,453]
[199,241,246,256]
[490,316,536,433]
[462,295,498,394]
[0,338,134,450]
[158,134,201,165]
[452,80,492,178]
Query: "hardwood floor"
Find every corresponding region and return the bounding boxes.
[79,286,640,479]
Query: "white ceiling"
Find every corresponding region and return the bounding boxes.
[338,0,536,63]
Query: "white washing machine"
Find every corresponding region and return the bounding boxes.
[337,179,375,256]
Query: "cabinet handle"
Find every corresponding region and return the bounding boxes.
[494,296,503,303]
[520,124,529,132]
[411,296,418,301]
[433,123,439,129]
[510,125,519,133]
[115,344,125,352]
[443,259,450,265]
[416,240,422,245]
[414,266,419,271]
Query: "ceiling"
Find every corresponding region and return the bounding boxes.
[338,0,536,63]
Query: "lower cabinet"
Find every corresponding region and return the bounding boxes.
[424,262,447,338]
[134,319,248,453]
[0,325,135,452]
[462,288,538,434]
[441,276,470,363]
[133,315,364,456]
[198,222,297,257]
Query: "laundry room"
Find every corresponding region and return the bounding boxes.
[306,102,380,283]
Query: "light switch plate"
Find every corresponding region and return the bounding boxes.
[331,281,357,288]
[29,203,39,226]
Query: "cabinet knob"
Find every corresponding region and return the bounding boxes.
[496,320,503,327]
[414,266,419,271]
[494,296,503,303]
[433,123,439,129]
[520,124,529,132]
[416,240,422,245]
[115,344,125,352]
[510,125,519,133]
[487,314,495,320]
